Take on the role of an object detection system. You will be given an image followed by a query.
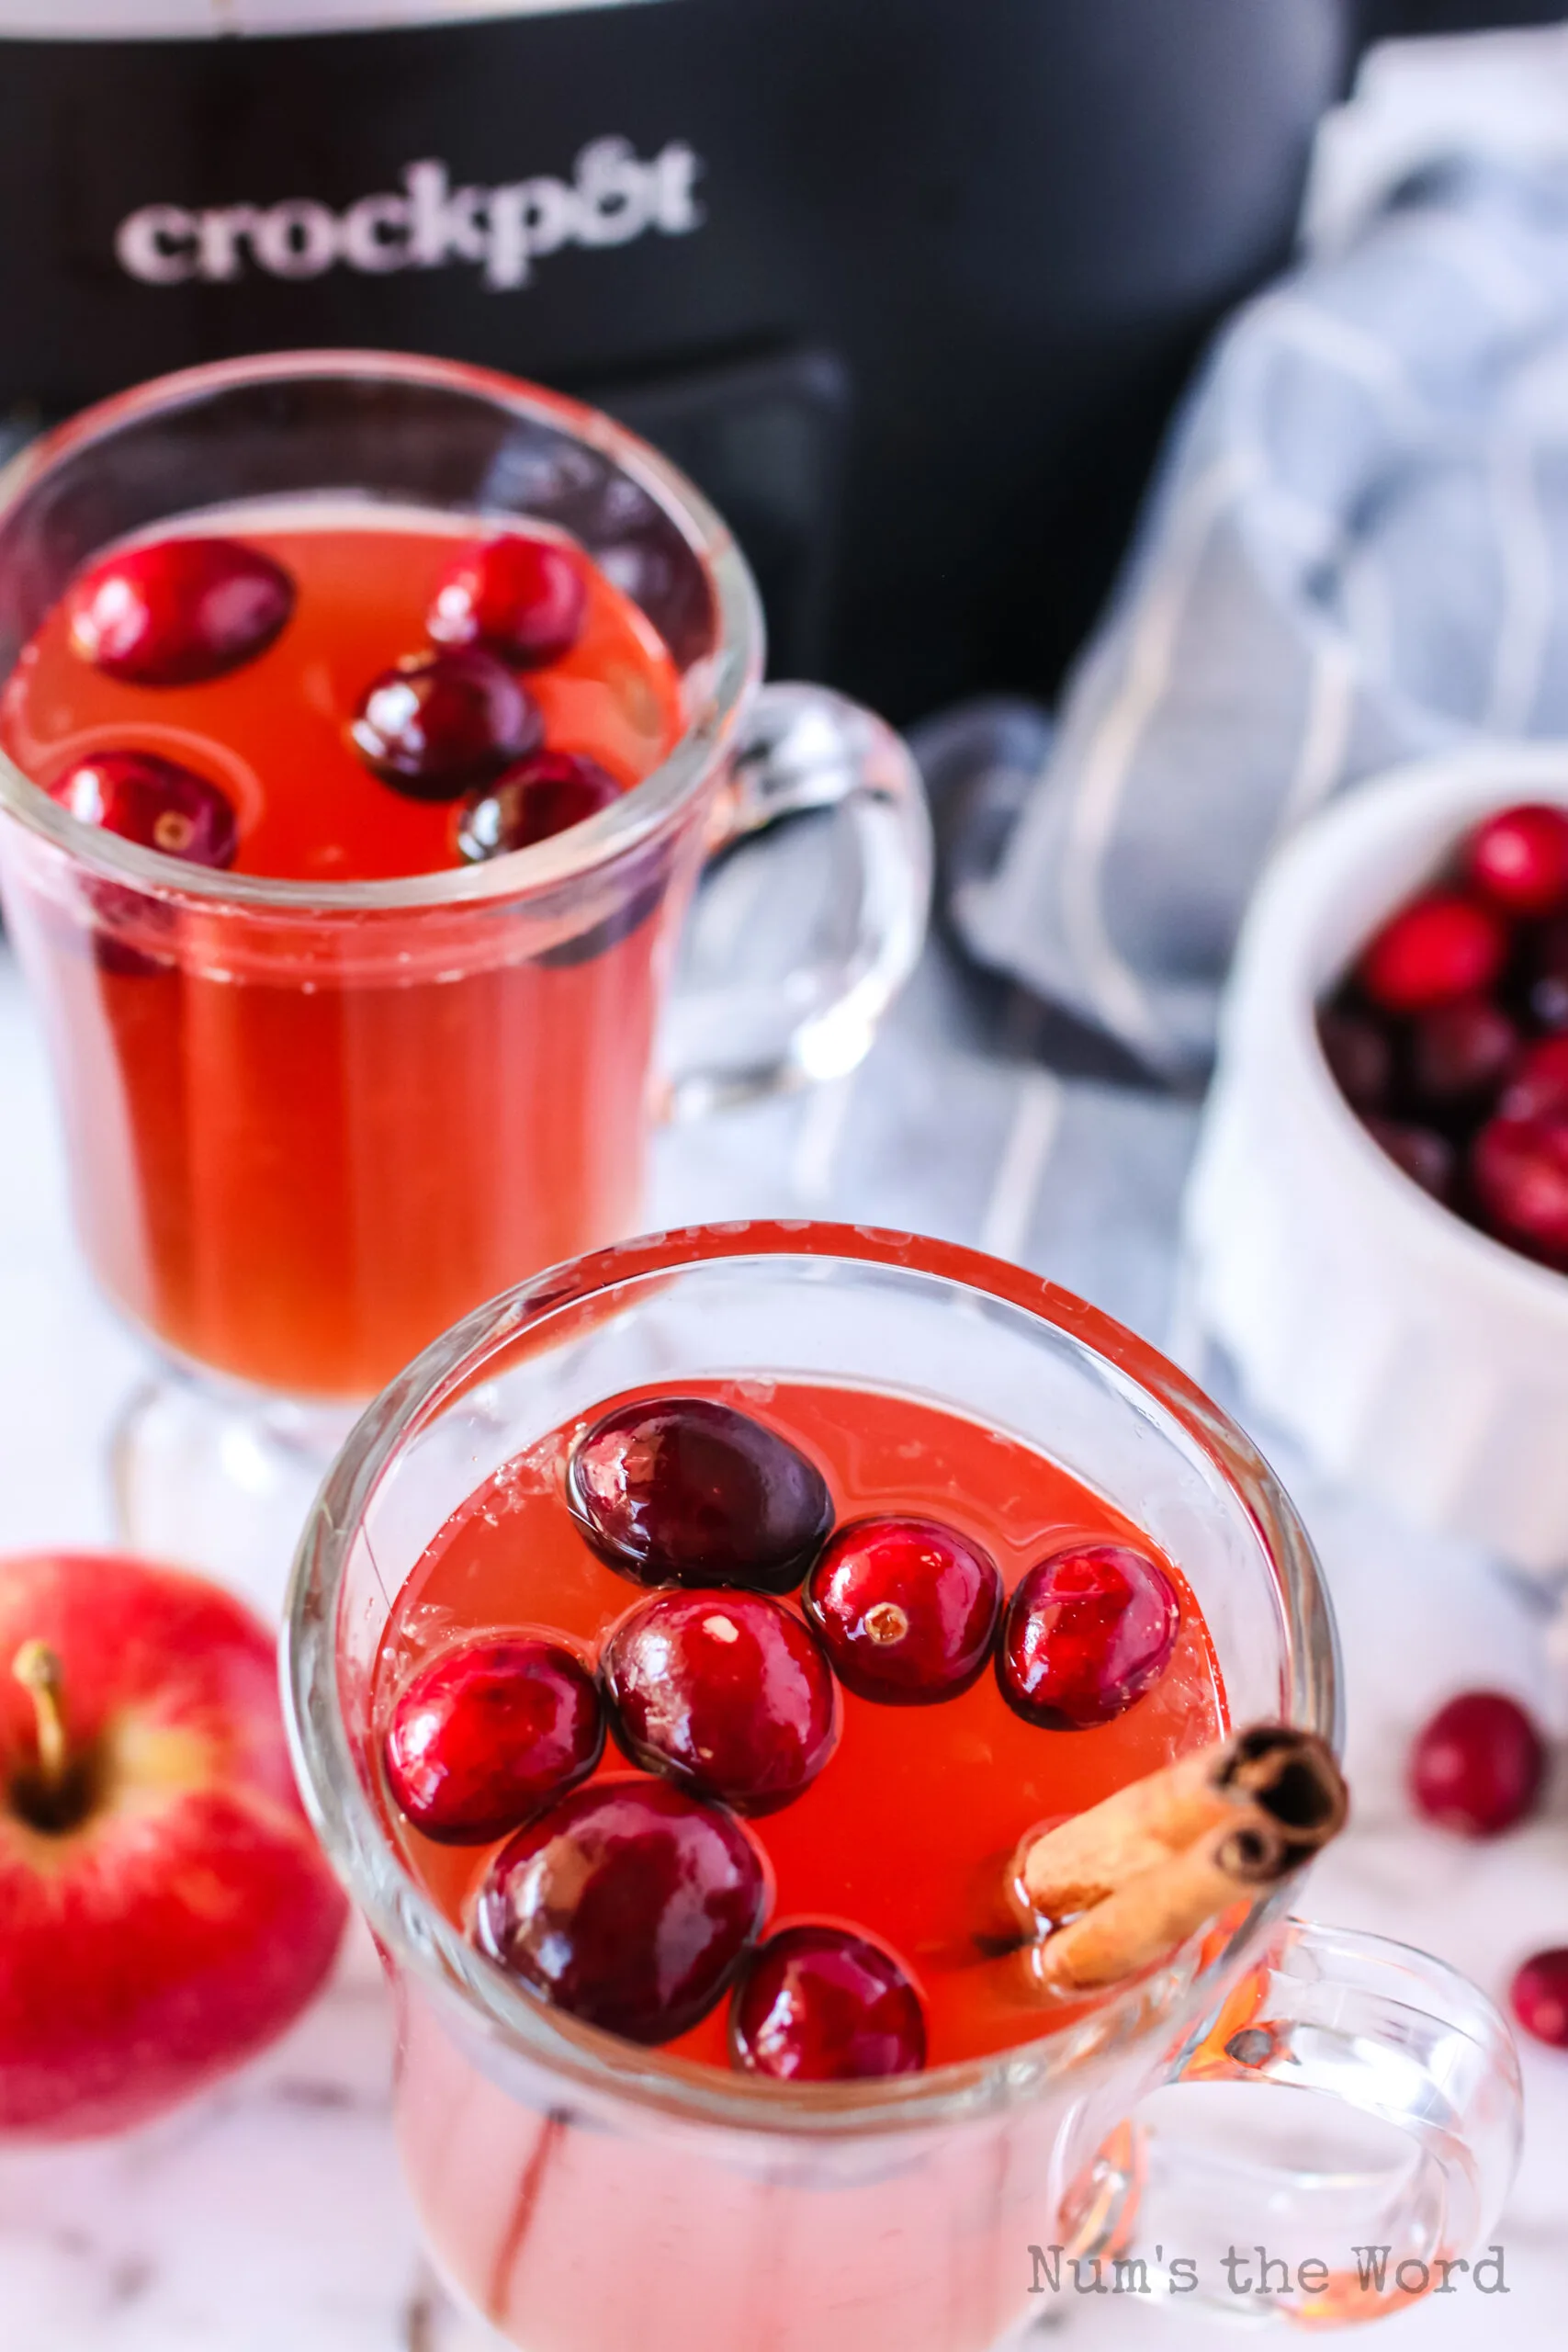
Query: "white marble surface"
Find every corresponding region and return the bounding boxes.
[2,928,1568,2352]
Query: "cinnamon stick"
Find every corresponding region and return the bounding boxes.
[1013,1724,1347,1995]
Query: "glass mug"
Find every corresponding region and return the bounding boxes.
[283,1222,1521,2352]
[0,356,929,1595]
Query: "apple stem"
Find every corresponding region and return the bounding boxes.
[12,1640,70,1790]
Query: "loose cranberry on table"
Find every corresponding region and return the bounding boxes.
[602,1589,838,1815]
[1357,891,1508,1015]
[473,1776,767,2044]
[1510,1949,1568,2049]
[730,1925,927,2082]
[1464,803,1568,919]
[567,1397,834,1593]
[1407,1691,1545,1838]
[349,646,543,798]
[1470,1112,1568,1271]
[998,1543,1180,1730]
[0,1550,346,2141]
[805,1516,1002,1703]
[66,536,294,686]
[457,751,622,863]
[384,1634,603,1844]
[427,533,588,669]
[50,750,240,870]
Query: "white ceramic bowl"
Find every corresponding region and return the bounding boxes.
[1183,745,1568,1579]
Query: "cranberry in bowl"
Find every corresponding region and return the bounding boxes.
[1184,749,1568,1578]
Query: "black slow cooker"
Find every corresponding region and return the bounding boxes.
[0,0,1555,720]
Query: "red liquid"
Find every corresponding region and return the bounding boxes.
[1,507,680,881]
[0,509,688,1396]
[377,1379,1228,2071]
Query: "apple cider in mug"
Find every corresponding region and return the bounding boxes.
[370,1377,1230,2338]
[0,509,682,1396]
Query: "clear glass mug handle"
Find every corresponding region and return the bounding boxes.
[1061,1918,1523,2324]
[660,681,933,1119]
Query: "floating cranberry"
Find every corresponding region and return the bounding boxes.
[731,1925,927,2081]
[805,1517,1002,1704]
[349,647,542,798]
[1317,1005,1393,1114]
[50,750,239,870]
[1364,1116,1457,1204]
[1358,892,1508,1015]
[603,1589,838,1815]
[384,1634,604,1845]
[457,751,621,863]
[1510,1949,1568,2049]
[1464,803,1568,919]
[427,534,588,668]
[1503,1035,1568,1122]
[1526,919,1568,1033]
[998,1543,1180,1730]
[568,1397,834,1594]
[66,535,294,686]
[473,1777,767,2044]
[1408,1691,1545,1838]
[1471,1113,1568,1269]
[1405,996,1517,1116]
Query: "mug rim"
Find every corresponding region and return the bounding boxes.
[0,348,764,915]
[282,1217,1341,2140]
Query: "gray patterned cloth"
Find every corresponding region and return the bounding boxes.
[656,819,1201,1357]
[948,142,1568,1078]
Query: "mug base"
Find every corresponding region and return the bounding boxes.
[111,1367,361,1618]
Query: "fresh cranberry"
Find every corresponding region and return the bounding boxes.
[1526,919,1568,1032]
[473,1776,767,2043]
[427,534,588,668]
[1408,1691,1545,1838]
[349,647,542,798]
[457,751,621,863]
[1405,996,1517,1115]
[1471,1113,1568,1269]
[1317,1005,1393,1114]
[568,1398,834,1594]
[1503,1035,1568,1121]
[998,1543,1180,1730]
[1464,803,1568,919]
[730,1925,927,2081]
[384,1634,604,1845]
[50,750,239,869]
[1357,892,1509,1014]
[603,1589,838,1814]
[805,1517,1002,1703]
[65,536,293,686]
[1510,1949,1568,2049]
[1365,1116,1457,1204]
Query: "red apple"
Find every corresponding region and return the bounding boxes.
[0,1550,347,2140]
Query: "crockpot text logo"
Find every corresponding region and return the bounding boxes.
[113,139,704,293]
